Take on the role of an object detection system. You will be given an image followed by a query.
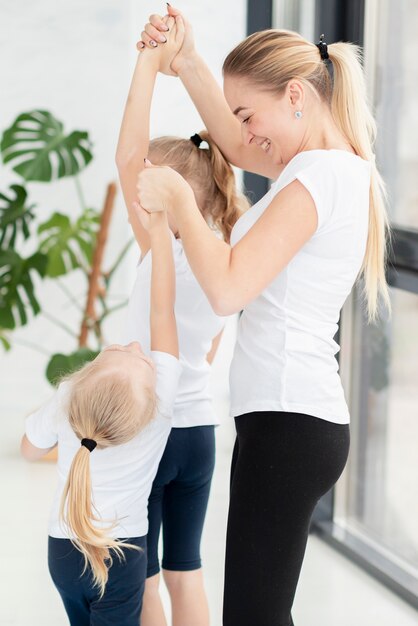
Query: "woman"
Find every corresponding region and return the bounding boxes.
[137,8,390,626]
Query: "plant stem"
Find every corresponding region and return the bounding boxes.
[56,279,83,311]
[12,337,51,356]
[79,182,117,347]
[99,299,129,321]
[74,175,87,211]
[105,239,134,285]
[42,311,78,338]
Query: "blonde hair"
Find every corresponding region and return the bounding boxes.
[223,29,391,321]
[149,132,249,243]
[59,357,156,597]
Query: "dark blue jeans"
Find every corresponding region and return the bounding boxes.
[48,535,146,625]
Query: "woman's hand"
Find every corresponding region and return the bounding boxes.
[137,5,196,76]
[135,160,194,217]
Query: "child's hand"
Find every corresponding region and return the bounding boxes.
[137,6,191,76]
[133,202,168,234]
[138,14,184,76]
[136,160,194,216]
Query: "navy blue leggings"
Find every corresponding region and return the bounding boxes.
[48,536,147,625]
[223,411,350,626]
[147,425,215,577]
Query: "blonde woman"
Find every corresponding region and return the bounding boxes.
[116,16,248,626]
[137,7,390,626]
[21,209,181,626]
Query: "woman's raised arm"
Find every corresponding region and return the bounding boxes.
[135,163,317,316]
[138,6,282,180]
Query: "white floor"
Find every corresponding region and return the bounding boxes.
[1,318,417,625]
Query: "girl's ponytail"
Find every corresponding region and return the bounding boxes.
[149,134,249,243]
[60,445,129,597]
[198,130,249,243]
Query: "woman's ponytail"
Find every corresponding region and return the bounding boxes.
[328,42,391,321]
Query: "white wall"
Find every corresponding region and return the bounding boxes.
[0,0,247,419]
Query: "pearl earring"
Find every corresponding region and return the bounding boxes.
[295,111,303,119]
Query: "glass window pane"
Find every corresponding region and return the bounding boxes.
[346,288,418,574]
[273,0,316,39]
[374,0,418,229]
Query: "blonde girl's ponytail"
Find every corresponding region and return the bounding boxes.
[149,135,249,243]
[223,29,391,321]
[198,130,249,243]
[60,444,128,597]
[59,360,156,597]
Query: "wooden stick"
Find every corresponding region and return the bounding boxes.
[79,182,117,347]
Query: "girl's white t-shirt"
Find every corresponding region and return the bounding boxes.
[123,233,225,428]
[229,150,372,424]
[25,350,181,539]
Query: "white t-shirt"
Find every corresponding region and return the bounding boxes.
[229,150,372,424]
[25,351,181,539]
[123,233,225,428]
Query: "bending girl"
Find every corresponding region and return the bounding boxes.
[116,16,248,626]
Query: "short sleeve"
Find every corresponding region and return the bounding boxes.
[25,382,70,448]
[294,157,336,232]
[151,351,182,419]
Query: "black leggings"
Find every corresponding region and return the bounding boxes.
[223,411,350,626]
[147,426,215,577]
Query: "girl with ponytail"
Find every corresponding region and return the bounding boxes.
[115,15,248,626]
[21,206,181,625]
[138,7,391,626]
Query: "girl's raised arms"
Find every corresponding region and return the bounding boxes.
[115,15,183,256]
[135,204,178,358]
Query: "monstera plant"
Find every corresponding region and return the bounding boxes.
[0,110,131,385]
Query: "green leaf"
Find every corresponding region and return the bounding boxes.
[0,329,11,351]
[0,249,47,329]
[0,184,36,249]
[0,110,93,182]
[46,348,99,386]
[38,208,99,277]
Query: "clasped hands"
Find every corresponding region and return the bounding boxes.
[136,4,195,76]
[134,5,196,229]
[135,160,193,231]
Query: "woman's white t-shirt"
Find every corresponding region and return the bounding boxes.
[229,150,372,424]
[25,351,181,539]
[123,233,225,428]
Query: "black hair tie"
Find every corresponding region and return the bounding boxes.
[81,438,97,452]
[316,34,334,85]
[190,133,203,148]
[316,34,329,60]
